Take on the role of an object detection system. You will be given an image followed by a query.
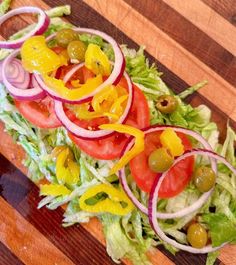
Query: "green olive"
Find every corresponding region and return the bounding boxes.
[187,223,208,248]
[148,147,174,173]
[56,29,78,48]
[193,166,216,192]
[156,95,178,114]
[67,40,87,61]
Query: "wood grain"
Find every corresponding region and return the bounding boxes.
[0,241,24,265]
[125,0,236,87]
[202,0,236,26]
[0,0,236,264]
[84,0,236,122]
[0,197,75,265]
[163,0,236,55]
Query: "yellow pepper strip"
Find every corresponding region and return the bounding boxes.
[110,94,128,117]
[21,36,67,74]
[42,74,103,101]
[70,79,81,87]
[85,44,111,76]
[160,128,184,157]
[99,124,145,175]
[74,103,104,120]
[50,145,68,159]
[66,160,80,185]
[40,184,71,196]
[92,85,118,113]
[103,112,119,121]
[79,184,134,216]
[56,148,71,185]
[55,148,80,186]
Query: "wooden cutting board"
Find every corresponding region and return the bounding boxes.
[0,1,236,265]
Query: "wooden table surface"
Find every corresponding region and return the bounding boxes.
[0,0,236,265]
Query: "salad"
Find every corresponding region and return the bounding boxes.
[0,4,236,265]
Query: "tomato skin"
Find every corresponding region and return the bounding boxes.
[70,84,150,160]
[14,97,62,128]
[130,131,194,198]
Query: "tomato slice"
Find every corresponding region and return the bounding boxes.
[130,131,194,198]
[15,97,75,129]
[69,84,150,160]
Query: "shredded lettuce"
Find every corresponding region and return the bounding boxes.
[101,214,151,265]
[202,213,236,247]
[178,80,207,99]
[206,251,219,265]
[0,14,236,265]
[0,0,11,16]
[45,5,71,18]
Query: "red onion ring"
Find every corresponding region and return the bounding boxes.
[148,148,235,253]
[0,58,30,89]
[0,6,50,49]
[62,62,85,84]
[35,28,125,103]
[119,125,217,219]
[36,62,92,104]
[2,49,46,100]
[54,71,133,139]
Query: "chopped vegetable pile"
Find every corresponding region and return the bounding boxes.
[0,4,236,265]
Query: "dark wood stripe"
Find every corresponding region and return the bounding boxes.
[157,245,222,265]
[202,0,236,26]
[0,241,24,265]
[18,187,116,265]
[0,155,34,208]
[124,0,236,87]
[0,155,116,265]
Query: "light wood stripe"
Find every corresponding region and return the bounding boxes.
[163,0,236,55]
[84,0,236,124]
[202,0,236,26]
[0,197,75,265]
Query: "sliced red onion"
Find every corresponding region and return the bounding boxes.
[63,62,85,84]
[119,125,217,219]
[0,6,50,49]
[54,71,133,139]
[35,63,89,104]
[148,148,235,253]
[2,49,46,100]
[35,28,125,103]
[0,58,30,89]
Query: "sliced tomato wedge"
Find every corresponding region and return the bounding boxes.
[14,97,75,129]
[69,84,150,160]
[130,131,194,198]
[14,97,61,128]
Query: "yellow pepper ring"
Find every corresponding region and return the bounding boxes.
[79,184,134,216]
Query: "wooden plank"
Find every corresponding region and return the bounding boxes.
[162,0,236,55]
[0,241,24,265]
[83,0,236,123]
[0,197,75,265]
[202,0,236,26]
[124,0,236,87]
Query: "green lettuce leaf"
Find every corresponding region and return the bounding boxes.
[206,251,219,265]
[0,0,11,16]
[45,5,71,18]
[202,213,236,247]
[101,214,151,265]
